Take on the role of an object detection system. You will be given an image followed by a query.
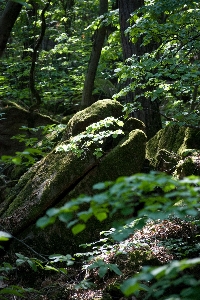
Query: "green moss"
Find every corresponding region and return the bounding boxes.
[146,125,200,169]
[1,149,97,234]
[63,99,123,140]
[179,128,200,154]
[181,149,200,158]
[61,114,74,124]
[155,149,179,173]
[175,156,200,178]
[123,117,145,133]
[100,129,147,180]
[67,129,146,196]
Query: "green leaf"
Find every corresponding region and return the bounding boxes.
[0,286,25,296]
[25,148,43,155]
[16,257,27,266]
[94,212,107,221]
[11,157,22,165]
[28,260,37,272]
[0,231,12,241]
[44,265,59,272]
[49,254,74,265]
[58,212,73,223]
[109,264,122,276]
[121,278,141,296]
[98,265,108,278]
[72,224,86,235]
[116,120,124,127]
[78,211,93,222]
[46,208,59,217]
[36,216,56,228]
[93,182,107,190]
[59,268,68,274]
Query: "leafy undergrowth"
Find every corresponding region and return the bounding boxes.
[1,172,200,299]
[2,218,199,300]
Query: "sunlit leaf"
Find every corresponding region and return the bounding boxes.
[0,231,12,241]
[72,224,86,235]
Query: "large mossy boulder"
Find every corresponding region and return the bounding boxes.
[146,124,200,174]
[0,99,146,255]
[62,99,123,140]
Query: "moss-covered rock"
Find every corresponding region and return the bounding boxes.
[123,117,145,134]
[60,129,147,202]
[146,125,200,173]
[2,128,146,255]
[61,114,74,125]
[0,150,97,233]
[63,99,123,140]
[0,97,147,258]
[153,149,179,174]
[0,100,146,256]
[174,154,200,178]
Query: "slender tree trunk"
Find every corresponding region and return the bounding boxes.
[0,1,22,58]
[81,0,108,109]
[29,1,50,112]
[119,0,162,139]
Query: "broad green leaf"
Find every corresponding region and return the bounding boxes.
[72,224,86,235]
[0,231,12,241]
[116,120,124,127]
[16,259,26,266]
[98,265,108,278]
[58,213,73,223]
[94,211,107,221]
[150,265,167,279]
[121,278,140,296]
[36,216,56,228]
[0,287,25,296]
[46,208,59,217]
[11,157,22,165]
[93,182,107,190]
[59,268,68,274]
[25,148,43,154]
[78,211,93,222]
[109,264,122,276]
[28,260,37,272]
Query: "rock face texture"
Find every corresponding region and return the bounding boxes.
[0,99,147,255]
[146,124,200,176]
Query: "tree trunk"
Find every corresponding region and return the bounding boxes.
[29,1,50,112]
[119,0,144,60]
[81,0,108,109]
[119,0,162,139]
[0,1,22,58]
